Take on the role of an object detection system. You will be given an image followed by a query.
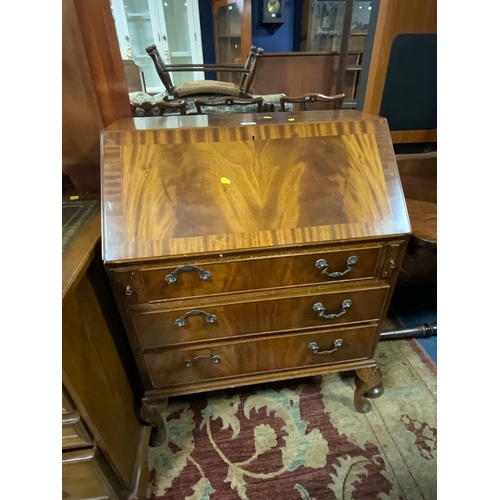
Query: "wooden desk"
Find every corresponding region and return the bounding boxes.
[100,110,411,446]
[62,204,150,500]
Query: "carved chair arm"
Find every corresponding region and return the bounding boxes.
[194,96,264,114]
[280,93,346,112]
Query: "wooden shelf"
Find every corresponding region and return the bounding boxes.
[125,12,150,19]
[212,0,250,84]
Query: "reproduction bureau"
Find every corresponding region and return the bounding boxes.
[101,110,411,446]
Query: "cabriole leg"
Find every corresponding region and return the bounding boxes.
[140,399,168,447]
[354,365,383,413]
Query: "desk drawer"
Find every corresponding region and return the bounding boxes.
[62,447,120,500]
[144,324,377,388]
[126,246,382,303]
[133,285,388,348]
[62,387,75,415]
[62,413,93,449]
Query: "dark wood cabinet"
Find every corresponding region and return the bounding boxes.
[211,0,252,83]
[62,206,151,500]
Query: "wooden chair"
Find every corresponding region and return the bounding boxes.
[145,45,263,99]
[194,96,264,115]
[279,93,346,112]
[130,99,187,117]
[122,60,145,93]
[396,151,437,287]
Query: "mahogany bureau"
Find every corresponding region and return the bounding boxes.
[100,110,411,446]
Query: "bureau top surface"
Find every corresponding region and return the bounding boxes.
[101,110,410,263]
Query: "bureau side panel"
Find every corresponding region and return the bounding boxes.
[62,273,143,489]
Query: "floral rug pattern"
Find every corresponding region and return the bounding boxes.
[147,340,437,500]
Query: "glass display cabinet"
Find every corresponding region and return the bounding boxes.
[110,0,204,93]
[301,0,374,106]
[306,0,372,52]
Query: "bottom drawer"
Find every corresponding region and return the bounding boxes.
[62,413,93,449]
[62,447,120,500]
[144,324,378,389]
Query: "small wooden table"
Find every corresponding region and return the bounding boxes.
[62,202,150,499]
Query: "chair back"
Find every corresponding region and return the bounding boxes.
[239,47,264,94]
[145,45,175,94]
[194,96,264,115]
[279,93,345,112]
[123,60,145,93]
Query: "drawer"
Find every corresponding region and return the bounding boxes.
[144,324,378,388]
[133,285,389,348]
[62,413,93,449]
[123,246,382,303]
[62,447,121,500]
[62,387,75,414]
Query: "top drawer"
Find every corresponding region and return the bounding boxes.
[116,246,383,304]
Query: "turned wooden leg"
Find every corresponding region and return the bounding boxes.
[140,399,168,447]
[354,365,383,413]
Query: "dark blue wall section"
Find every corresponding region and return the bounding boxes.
[198,0,216,79]
[292,0,303,52]
[198,0,298,80]
[252,0,295,52]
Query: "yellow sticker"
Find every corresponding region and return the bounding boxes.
[221,177,231,185]
[70,196,79,200]
[288,118,295,122]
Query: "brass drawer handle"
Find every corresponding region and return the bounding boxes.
[308,339,343,355]
[175,310,218,327]
[315,255,358,278]
[185,354,221,367]
[165,264,212,284]
[313,299,352,319]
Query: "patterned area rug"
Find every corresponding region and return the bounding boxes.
[147,339,437,499]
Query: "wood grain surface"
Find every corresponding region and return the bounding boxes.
[62,0,102,166]
[121,243,383,304]
[62,447,121,500]
[143,324,377,389]
[404,199,437,244]
[363,0,437,117]
[62,210,101,304]
[63,273,143,488]
[131,284,389,348]
[101,111,410,263]
[62,413,93,449]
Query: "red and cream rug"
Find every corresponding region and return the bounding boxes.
[147,339,437,499]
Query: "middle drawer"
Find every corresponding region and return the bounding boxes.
[132,285,389,348]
